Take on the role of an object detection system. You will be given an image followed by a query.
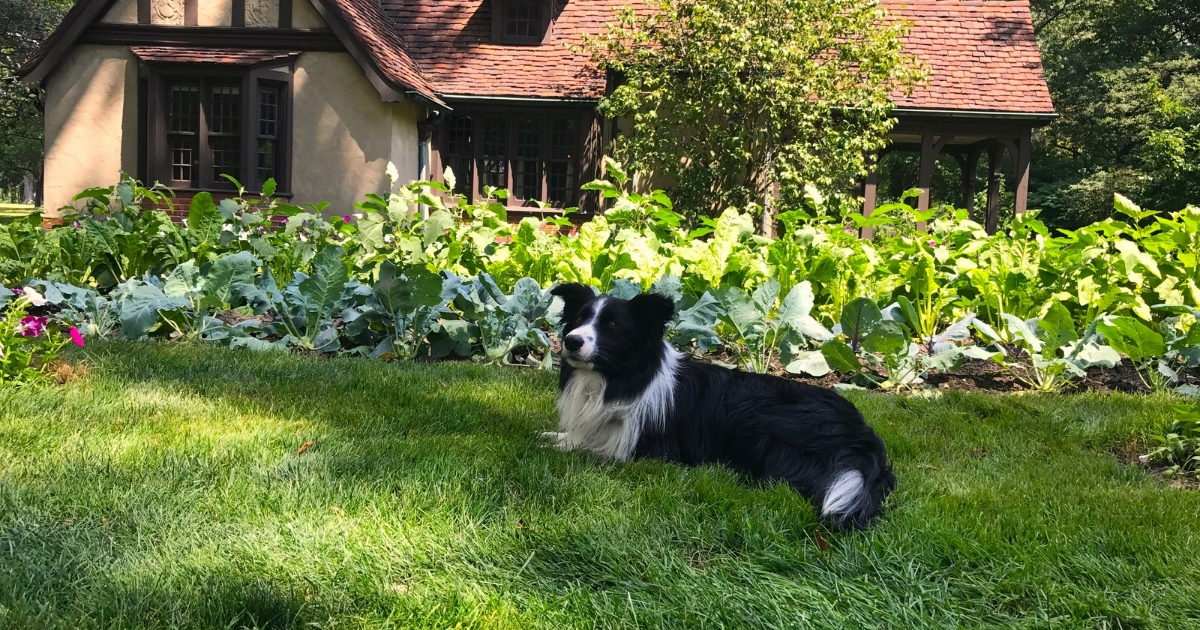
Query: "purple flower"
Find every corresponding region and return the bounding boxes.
[342,215,352,223]
[844,227,855,234]
[16,315,47,338]
[69,326,85,347]
[927,239,936,247]
[71,221,80,229]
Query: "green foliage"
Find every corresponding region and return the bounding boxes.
[0,285,69,384]
[581,0,923,219]
[1031,0,1200,227]
[1145,403,1200,478]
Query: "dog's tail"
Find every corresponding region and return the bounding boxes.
[819,454,895,530]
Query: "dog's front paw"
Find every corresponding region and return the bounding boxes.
[539,431,572,451]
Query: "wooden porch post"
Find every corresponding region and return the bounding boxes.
[861,153,879,240]
[957,146,981,219]
[1013,128,1032,216]
[916,125,934,232]
[985,144,1002,235]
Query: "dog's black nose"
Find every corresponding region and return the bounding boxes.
[563,336,583,352]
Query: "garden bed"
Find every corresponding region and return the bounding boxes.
[1,342,1198,628]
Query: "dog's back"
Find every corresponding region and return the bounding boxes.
[549,283,895,529]
[635,361,895,529]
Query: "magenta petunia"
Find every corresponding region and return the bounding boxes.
[342,215,352,223]
[69,326,85,347]
[16,315,47,338]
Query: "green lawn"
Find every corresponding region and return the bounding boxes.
[1,343,1198,629]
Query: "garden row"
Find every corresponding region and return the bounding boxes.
[2,162,1200,396]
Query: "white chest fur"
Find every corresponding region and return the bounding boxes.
[553,343,682,461]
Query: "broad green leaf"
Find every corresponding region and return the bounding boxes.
[785,350,831,377]
[186,192,222,246]
[1096,316,1165,363]
[299,245,349,323]
[1037,302,1077,349]
[375,260,443,315]
[821,339,861,373]
[775,280,815,331]
[840,297,882,348]
[204,252,259,308]
[862,320,908,357]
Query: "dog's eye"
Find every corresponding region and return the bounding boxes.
[605,320,617,328]
[575,315,585,325]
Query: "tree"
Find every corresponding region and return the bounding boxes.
[0,0,68,204]
[1030,0,1200,227]
[582,0,923,230]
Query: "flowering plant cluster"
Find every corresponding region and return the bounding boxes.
[0,287,84,386]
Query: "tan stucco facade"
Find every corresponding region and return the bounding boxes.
[100,0,138,24]
[290,52,424,212]
[40,0,425,215]
[43,45,139,213]
[292,0,325,29]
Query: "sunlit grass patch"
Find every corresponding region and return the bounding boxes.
[0,342,1198,629]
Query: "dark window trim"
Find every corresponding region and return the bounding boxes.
[141,61,294,196]
[80,24,343,51]
[491,0,554,45]
[435,104,592,210]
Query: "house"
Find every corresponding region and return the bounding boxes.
[20,0,1054,232]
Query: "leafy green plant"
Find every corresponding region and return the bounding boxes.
[1144,404,1200,478]
[715,279,831,373]
[446,273,558,366]
[972,304,1119,392]
[0,286,79,385]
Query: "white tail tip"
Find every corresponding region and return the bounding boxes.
[821,470,865,517]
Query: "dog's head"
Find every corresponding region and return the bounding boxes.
[550,283,675,370]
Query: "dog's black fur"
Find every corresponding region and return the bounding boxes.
[550,283,895,529]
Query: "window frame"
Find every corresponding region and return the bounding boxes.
[142,61,294,196]
[436,105,592,210]
[491,0,554,45]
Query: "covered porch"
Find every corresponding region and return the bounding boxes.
[861,110,1056,237]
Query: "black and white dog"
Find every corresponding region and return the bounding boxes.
[545,284,896,529]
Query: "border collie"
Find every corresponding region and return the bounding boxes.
[545,284,896,529]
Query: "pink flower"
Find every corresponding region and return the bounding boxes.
[844,227,855,234]
[342,215,352,223]
[69,326,85,347]
[927,239,936,247]
[16,315,47,337]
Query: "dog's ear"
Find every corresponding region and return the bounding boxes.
[551,283,596,322]
[630,292,675,330]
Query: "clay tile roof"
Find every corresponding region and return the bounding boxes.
[380,0,609,99]
[130,47,300,65]
[380,0,1053,115]
[887,0,1054,114]
[322,0,444,104]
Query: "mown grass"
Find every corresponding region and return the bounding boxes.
[1,342,1198,629]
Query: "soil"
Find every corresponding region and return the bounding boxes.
[1111,440,1200,491]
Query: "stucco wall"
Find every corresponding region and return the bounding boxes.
[198,0,233,26]
[291,52,423,212]
[292,0,326,29]
[100,0,138,24]
[245,0,279,27]
[43,45,138,214]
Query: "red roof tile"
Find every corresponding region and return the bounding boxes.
[323,0,444,104]
[130,47,300,65]
[374,0,1053,114]
[380,0,608,99]
[889,1,1054,114]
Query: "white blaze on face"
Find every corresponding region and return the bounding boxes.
[564,297,607,365]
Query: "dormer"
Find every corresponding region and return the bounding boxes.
[491,0,553,44]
